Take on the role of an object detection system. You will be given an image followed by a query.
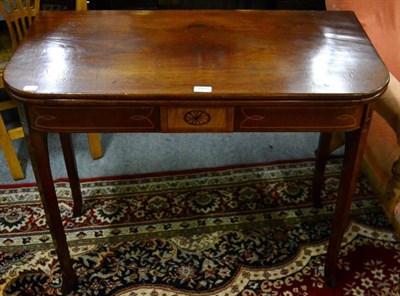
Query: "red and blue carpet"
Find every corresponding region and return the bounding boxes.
[0,159,399,295]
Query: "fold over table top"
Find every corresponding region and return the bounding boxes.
[4,10,388,103]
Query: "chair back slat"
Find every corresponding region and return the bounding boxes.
[75,0,87,11]
[0,0,40,51]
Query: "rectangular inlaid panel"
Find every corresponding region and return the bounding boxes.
[234,106,364,131]
[29,106,160,132]
[161,107,234,132]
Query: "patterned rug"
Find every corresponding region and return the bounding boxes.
[0,159,399,295]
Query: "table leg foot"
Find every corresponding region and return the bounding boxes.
[73,208,83,218]
[324,266,337,288]
[61,273,77,295]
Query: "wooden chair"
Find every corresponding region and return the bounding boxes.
[0,0,103,181]
[75,0,87,10]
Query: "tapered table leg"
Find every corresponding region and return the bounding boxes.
[59,133,83,217]
[324,107,373,287]
[312,132,333,208]
[27,130,76,294]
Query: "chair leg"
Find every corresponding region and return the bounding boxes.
[87,133,103,160]
[0,115,24,180]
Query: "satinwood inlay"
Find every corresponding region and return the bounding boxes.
[183,110,211,126]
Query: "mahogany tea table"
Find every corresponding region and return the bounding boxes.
[4,10,389,293]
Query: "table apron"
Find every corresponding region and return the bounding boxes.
[25,104,365,133]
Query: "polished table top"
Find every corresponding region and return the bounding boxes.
[5,10,388,103]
